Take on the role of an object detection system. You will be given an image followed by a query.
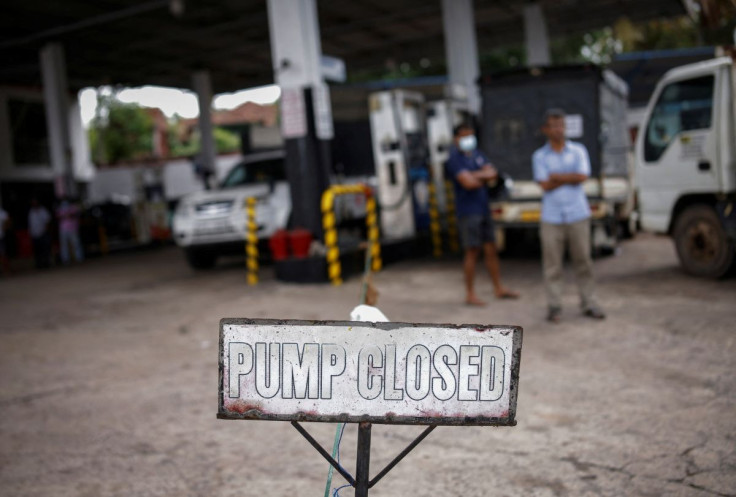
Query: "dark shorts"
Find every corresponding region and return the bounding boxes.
[458,214,496,249]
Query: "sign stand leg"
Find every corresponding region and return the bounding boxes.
[355,422,372,497]
[291,421,437,495]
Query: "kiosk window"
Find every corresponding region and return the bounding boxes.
[644,75,714,162]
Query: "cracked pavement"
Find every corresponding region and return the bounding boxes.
[0,233,734,496]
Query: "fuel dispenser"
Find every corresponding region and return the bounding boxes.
[368,90,431,241]
[425,99,472,213]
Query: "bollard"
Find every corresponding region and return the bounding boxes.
[365,195,382,272]
[245,197,258,285]
[321,184,382,285]
[321,189,341,285]
[427,182,443,258]
[444,180,460,253]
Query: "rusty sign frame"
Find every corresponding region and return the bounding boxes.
[218,318,522,426]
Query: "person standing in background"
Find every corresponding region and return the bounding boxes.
[446,123,519,306]
[533,109,605,323]
[56,197,84,264]
[28,198,52,269]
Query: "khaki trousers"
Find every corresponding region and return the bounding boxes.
[540,219,599,311]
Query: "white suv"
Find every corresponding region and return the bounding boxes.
[173,150,290,269]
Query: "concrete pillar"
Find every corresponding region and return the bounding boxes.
[40,43,75,198]
[192,70,217,185]
[69,97,95,183]
[267,0,332,238]
[441,0,481,115]
[524,2,551,67]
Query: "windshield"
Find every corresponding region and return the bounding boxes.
[220,158,286,188]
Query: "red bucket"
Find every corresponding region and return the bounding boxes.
[288,229,313,259]
[15,230,33,258]
[268,229,290,261]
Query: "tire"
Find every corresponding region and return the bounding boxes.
[185,248,217,270]
[673,205,734,278]
[591,218,618,258]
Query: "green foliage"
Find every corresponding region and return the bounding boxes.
[479,45,527,73]
[614,17,701,52]
[168,120,199,158]
[89,94,154,165]
[167,121,241,158]
[214,127,241,154]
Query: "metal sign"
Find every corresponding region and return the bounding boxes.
[312,84,334,140]
[218,319,522,426]
[280,87,307,139]
[321,55,346,83]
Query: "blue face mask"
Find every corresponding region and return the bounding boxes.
[458,135,477,152]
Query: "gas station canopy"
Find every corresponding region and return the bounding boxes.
[0,0,684,93]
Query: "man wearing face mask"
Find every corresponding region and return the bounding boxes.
[446,124,518,306]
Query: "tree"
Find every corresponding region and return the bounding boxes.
[167,117,241,158]
[214,127,241,154]
[89,91,154,165]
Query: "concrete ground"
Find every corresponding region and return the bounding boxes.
[0,233,734,497]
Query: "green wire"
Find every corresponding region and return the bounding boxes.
[324,243,374,497]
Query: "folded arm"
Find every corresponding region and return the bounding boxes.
[456,165,498,190]
[538,172,587,191]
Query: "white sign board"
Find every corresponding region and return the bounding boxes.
[565,114,584,139]
[321,55,346,83]
[312,84,334,140]
[218,319,522,426]
[280,87,307,139]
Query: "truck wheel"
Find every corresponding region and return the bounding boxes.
[673,205,734,278]
[185,248,217,270]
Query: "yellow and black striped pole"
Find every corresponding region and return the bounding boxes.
[444,180,460,253]
[428,182,443,258]
[321,189,341,285]
[245,197,259,285]
[365,194,382,271]
[321,184,382,285]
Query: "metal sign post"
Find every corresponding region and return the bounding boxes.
[218,319,522,496]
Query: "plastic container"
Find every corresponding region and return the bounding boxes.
[268,229,290,261]
[288,229,313,258]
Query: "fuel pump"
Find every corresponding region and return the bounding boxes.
[425,99,472,213]
[368,90,431,241]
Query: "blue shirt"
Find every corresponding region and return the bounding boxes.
[445,147,491,217]
[532,141,592,225]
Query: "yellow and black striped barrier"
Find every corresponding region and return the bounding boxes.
[321,184,382,286]
[428,182,443,258]
[245,197,259,285]
[444,180,460,253]
[365,195,382,272]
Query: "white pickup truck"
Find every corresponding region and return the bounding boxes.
[172,149,370,269]
[172,150,292,269]
[635,55,736,278]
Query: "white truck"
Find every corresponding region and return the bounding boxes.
[635,55,736,278]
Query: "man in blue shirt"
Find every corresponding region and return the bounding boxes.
[532,109,604,322]
[446,124,518,306]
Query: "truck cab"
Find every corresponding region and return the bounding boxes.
[635,56,736,277]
